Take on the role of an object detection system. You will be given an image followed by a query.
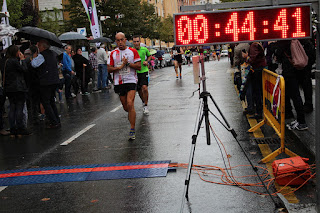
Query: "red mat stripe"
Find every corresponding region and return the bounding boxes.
[0,163,169,178]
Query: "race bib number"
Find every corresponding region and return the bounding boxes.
[173,50,178,55]
[117,62,129,76]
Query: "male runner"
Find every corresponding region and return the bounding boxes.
[133,35,151,115]
[108,32,141,140]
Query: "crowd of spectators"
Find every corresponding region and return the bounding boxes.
[232,39,315,131]
[0,40,110,137]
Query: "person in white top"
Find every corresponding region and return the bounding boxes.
[96,44,110,90]
[108,32,141,140]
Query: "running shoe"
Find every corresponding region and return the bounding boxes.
[176,74,179,79]
[295,123,308,131]
[180,73,182,79]
[286,120,299,130]
[143,106,149,115]
[129,129,135,140]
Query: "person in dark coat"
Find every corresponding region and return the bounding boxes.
[72,47,91,95]
[25,45,41,125]
[273,40,308,130]
[242,42,267,120]
[2,45,30,135]
[297,39,315,113]
[31,39,60,129]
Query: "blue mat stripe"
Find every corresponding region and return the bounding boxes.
[0,161,170,186]
[0,161,169,174]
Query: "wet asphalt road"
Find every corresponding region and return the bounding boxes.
[0,58,281,212]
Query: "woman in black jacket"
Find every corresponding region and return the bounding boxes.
[72,47,91,95]
[2,45,30,135]
[273,40,307,130]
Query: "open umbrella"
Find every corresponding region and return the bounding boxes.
[16,26,62,47]
[112,41,134,48]
[89,37,112,43]
[149,49,156,55]
[0,24,18,38]
[49,46,64,56]
[59,32,87,41]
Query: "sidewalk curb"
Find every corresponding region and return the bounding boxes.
[277,193,317,213]
[285,128,316,157]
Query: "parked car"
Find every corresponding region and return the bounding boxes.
[221,50,228,57]
[163,53,173,66]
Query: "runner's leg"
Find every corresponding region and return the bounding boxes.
[126,90,136,129]
[174,60,178,78]
[142,85,148,106]
[120,95,128,112]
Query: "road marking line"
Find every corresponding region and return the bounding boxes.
[152,82,161,87]
[110,105,122,112]
[60,124,96,146]
[0,186,7,192]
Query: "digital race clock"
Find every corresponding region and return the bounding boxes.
[173,4,311,46]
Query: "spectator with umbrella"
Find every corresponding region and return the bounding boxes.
[1,45,30,136]
[31,39,60,129]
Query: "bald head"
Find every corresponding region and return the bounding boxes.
[115,32,127,50]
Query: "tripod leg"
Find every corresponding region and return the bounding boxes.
[203,96,211,145]
[184,112,205,199]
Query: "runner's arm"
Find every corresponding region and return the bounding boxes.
[107,64,125,73]
[128,61,141,71]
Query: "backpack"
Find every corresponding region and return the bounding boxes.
[289,40,308,70]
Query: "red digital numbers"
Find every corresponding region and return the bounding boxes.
[177,15,209,44]
[174,5,310,46]
[273,9,289,38]
[292,7,306,37]
[177,16,192,45]
[193,15,209,43]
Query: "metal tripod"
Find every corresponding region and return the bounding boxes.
[182,56,278,209]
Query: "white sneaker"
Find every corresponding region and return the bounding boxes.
[286,120,298,130]
[71,93,76,98]
[143,106,149,115]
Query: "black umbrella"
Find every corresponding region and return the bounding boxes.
[89,37,112,43]
[49,46,64,56]
[16,26,63,47]
[59,32,87,41]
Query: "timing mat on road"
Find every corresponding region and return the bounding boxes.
[0,161,171,186]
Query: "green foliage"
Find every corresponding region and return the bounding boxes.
[6,0,38,28]
[158,15,173,43]
[64,0,160,40]
[38,8,65,36]
[63,0,90,34]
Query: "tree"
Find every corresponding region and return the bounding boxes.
[21,0,39,27]
[158,15,173,44]
[6,0,38,28]
[63,0,90,34]
[97,0,160,40]
[38,8,65,36]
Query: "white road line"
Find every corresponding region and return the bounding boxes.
[110,105,122,112]
[151,82,161,87]
[60,124,96,146]
[0,186,7,192]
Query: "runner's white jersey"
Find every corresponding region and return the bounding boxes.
[108,47,141,85]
